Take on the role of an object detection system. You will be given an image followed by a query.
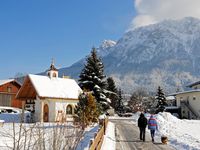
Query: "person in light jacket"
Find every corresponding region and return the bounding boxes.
[138,113,147,141]
[148,114,158,142]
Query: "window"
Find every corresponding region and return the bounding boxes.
[7,87,12,92]
[66,105,73,114]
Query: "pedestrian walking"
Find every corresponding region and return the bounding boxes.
[138,113,147,141]
[148,114,158,143]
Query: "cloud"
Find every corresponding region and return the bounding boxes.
[131,0,200,28]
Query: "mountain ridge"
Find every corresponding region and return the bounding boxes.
[59,17,200,93]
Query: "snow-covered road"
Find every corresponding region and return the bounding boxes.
[113,120,174,150]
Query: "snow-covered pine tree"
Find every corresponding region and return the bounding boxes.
[106,77,118,110]
[79,48,110,111]
[74,92,100,129]
[156,86,167,113]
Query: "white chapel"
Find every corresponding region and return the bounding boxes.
[16,62,82,122]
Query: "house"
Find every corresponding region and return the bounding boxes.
[16,62,82,122]
[171,81,200,119]
[0,79,22,108]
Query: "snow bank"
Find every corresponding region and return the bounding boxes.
[131,112,200,149]
[156,112,200,150]
[76,121,115,150]
[101,122,115,150]
[76,124,99,150]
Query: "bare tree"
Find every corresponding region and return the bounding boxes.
[0,122,84,150]
[128,87,148,112]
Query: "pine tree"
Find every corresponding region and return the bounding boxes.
[74,92,100,129]
[79,48,110,111]
[156,86,167,113]
[106,77,118,110]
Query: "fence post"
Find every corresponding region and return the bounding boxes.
[90,139,93,147]
[104,119,106,135]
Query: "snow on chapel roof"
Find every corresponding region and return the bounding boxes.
[28,74,82,99]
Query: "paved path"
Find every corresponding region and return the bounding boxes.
[112,120,175,150]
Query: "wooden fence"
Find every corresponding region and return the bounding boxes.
[89,118,109,150]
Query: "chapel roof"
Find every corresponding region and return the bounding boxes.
[16,74,82,100]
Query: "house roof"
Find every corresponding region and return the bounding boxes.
[0,79,21,87]
[186,81,200,88]
[0,79,14,86]
[17,74,82,100]
[169,89,200,96]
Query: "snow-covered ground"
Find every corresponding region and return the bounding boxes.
[1,110,199,150]
[0,122,82,150]
[131,112,200,150]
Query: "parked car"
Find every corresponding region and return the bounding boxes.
[118,112,133,117]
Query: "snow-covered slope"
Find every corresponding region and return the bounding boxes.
[59,17,200,93]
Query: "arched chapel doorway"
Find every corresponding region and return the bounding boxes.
[43,104,49,122]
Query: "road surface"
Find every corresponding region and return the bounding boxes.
[111,120,175,150]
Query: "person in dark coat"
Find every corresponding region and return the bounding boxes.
[138,113,148,141]
[148,114,158,142]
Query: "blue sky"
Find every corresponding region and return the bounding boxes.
[0,0,135,79]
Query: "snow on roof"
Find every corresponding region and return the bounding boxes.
[0,79,14,86]
[169,89,200,96]
[28,74,82,99]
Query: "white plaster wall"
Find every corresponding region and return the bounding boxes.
[191,85,200,89]
[35,98,41,122]
[176,92,200,117]
[35,98,78,122]
[176,95,181,107]
[45,99,55,122]
[55,100,78,118]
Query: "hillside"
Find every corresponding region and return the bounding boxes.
[59,17,200,93]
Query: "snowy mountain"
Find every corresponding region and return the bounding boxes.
[59,40,116,78]
[59,17,200,93]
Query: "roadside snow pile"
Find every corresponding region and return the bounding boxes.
[0,107,30,123]
[101,122,115,150]
[156,112,200,150]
